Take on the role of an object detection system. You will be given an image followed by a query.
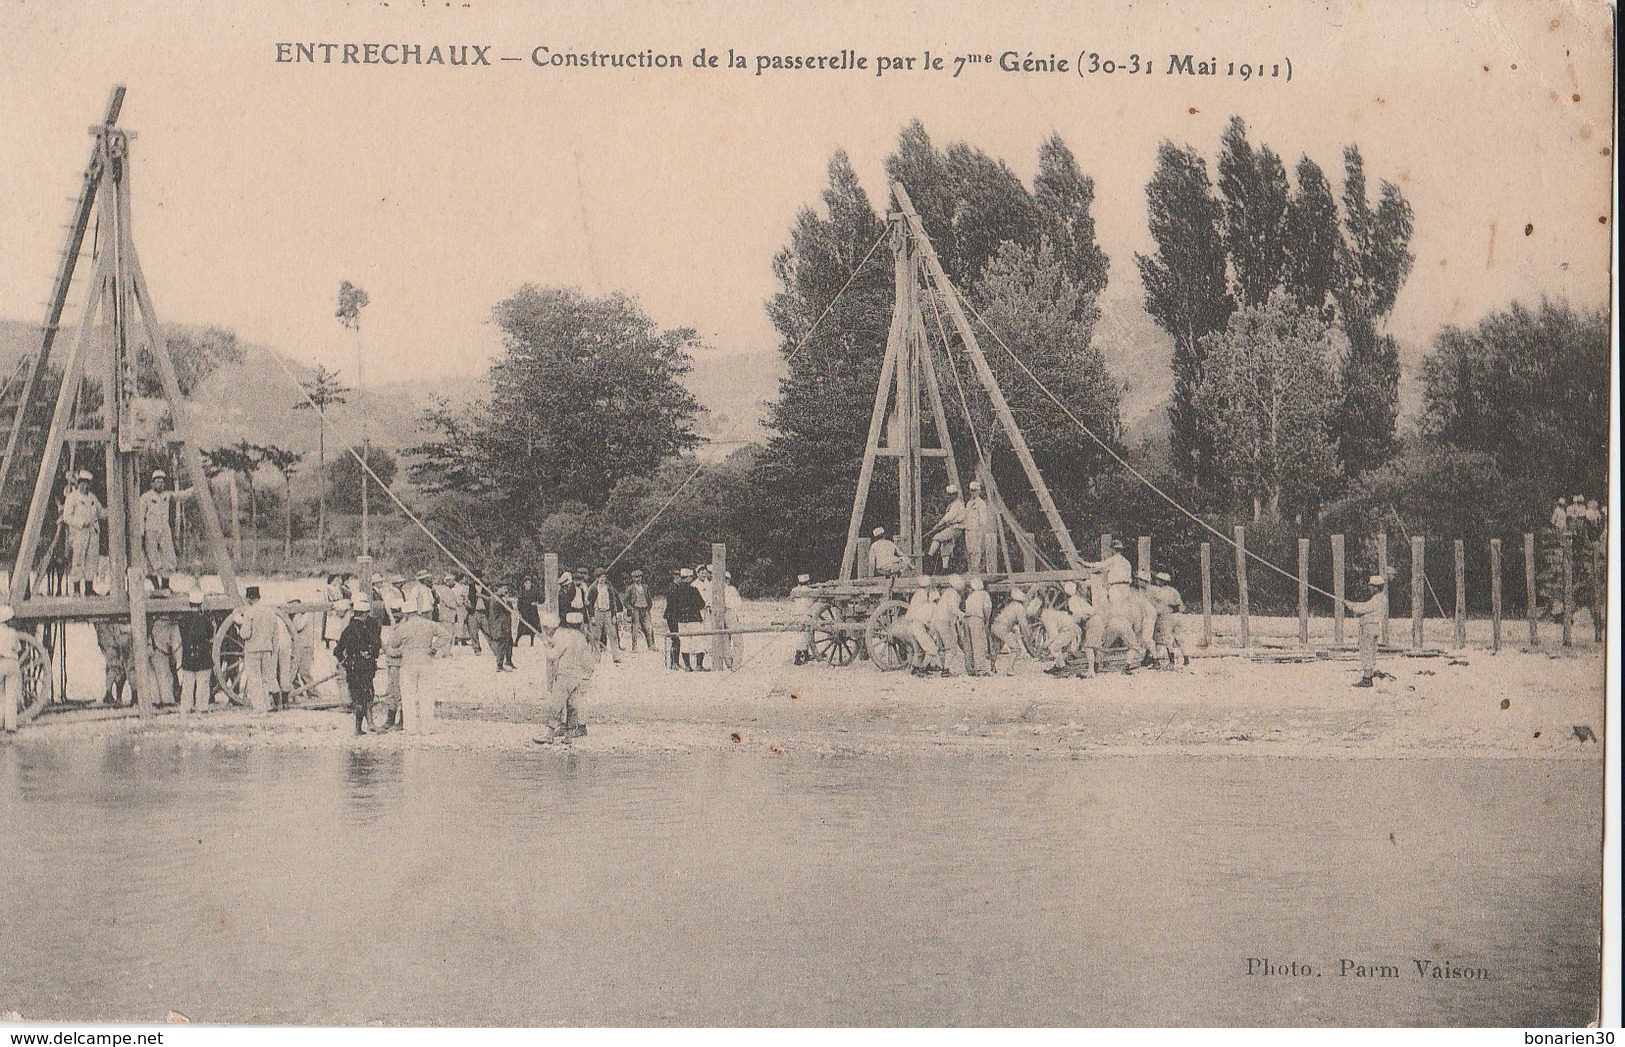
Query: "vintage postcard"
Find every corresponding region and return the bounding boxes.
[0,0,1616,1032]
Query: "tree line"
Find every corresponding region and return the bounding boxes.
[376,117,1609,598]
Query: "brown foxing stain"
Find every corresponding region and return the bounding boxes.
[1534,731,1542,738]
[729,732,742,743]
[1579,124,1594,140]
[1500,698,1511,709]
[1485,221,1497,270]
[1523,224,1534,237]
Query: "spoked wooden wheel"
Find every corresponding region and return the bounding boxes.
[17,634,55,719]
[1032,583,1068,610]
[212,617,249,706]
[1023,617,1049,659]
[810,603,859,667]
[864,600,913,672]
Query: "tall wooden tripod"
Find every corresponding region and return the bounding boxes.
[4,87,239,714]
[838,182,1085,581]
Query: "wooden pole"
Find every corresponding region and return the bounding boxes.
[1376,532,1390,646]
[1234,525,1249,648]
[1490,538,1503,652]
[893,182,1084,570]
[1095,533,1111,605]
[1561,531,1574,647]
[1331,534,1346,646]
[711,543,728,668]
[1137,536,1151,579]
[1524,532,1538,647]
[543,552,559,692]
[1200,542,1213,648]
[1410,536,1425,650]
[838,263,904,580]
[1453,539,1467,649]
[1297,537,1310,646]
[855,538,873,579]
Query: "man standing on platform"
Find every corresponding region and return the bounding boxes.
[962,480,997,574]
[231,586,280,713]
[1099,539,1134,608]
[925,484,966,572]
[62,470,104,596]
[139,469,196,590]
[1346,574,1391,687]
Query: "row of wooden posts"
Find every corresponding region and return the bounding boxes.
[518,530,1577,677]
[1175,528,1567,652]
[851,527,1576,652]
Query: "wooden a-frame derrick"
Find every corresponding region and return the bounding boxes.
[3,87,240,719]
[837,181,1085,582]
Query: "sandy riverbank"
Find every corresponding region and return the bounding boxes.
[14,601,1607,762]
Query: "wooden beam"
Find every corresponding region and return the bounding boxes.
[1234,525,1249,648]
[9,262,104,601]
[1137,536,1151,578]
[1523,532,1538,647]
[1561,530,1574,647]
[1376,532,1390,647]
[838,289,903,581]
[128,256,239,600]
[1200,541,1213,648]
[543,552,558,693]
[1331,534,1346,646]
[1298,537,1310,646]
[1453,539,1467,649]
[1489,538,1503,652]
[892,181,1083,571]
[710,543,728,668]
[1410,536,1425,650]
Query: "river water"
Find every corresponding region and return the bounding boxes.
[0,743,1601,1027]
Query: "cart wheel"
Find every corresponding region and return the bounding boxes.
[864,600,912,672]
[212,617,249,706]
[1033,583,1067,610]
[811,603,858,667]
[1024,618,1049,659]
[17,633,54,717]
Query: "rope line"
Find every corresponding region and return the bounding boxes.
[602,225,892,570]
[951,287,1346,605]
[257,345,525,621]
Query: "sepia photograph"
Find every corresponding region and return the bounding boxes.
[0,0,1617,1031]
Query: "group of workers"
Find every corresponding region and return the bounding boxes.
[58,468,196,595]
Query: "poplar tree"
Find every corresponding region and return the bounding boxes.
[1216,117,1291,309]
[1280,155,1341,316]
[1136,141,1233,486]
[1332,145,1414,477]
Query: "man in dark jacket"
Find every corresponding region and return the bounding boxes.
[665,567,707,671]
[177,590,215,713]
[586,567,623,661]
[334,598,384,734]
[486,586,516,671]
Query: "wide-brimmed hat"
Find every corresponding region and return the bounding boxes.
[679,568,694,579]
[151,469,167,480]
[945,483,960,495]
[968,480,982,491]
[559,571,573,584]
[76,469,93,481]
[872,526,886,538]
[1110,539,1125,551]
[1154,571,1171,583]
[1368,575,1387,587]
[187,590,205,605]
[796,573,811,584]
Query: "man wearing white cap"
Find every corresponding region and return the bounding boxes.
[403,570,437,618]
[1099,539,1134,608]
[869,527,908,579]
[334,598,383,734]
[925,484,966,572]
[895,577,942,675]
[1345,574,1391,687]
[386,601,452,734]
[962,479,997,574]
[139,469,196,590]
[962,577,994,675]
[231,586,279,713]
[990,588,1036,673]
[788,573,819,665]
[61,470,105,596]
[929,575,967,676]
[0,604,21,732]
[537,610,595,743]
[1148,571,1188,668]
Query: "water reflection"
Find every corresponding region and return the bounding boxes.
[0,741,1603,1027]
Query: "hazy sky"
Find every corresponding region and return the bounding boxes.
[0,0,1614,401]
